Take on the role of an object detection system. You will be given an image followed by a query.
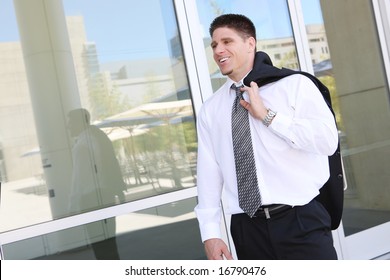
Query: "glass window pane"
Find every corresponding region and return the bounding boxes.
[2,198,205,260]
[0,0,197,231]
[196,0,298,91]
[301,0,390,235]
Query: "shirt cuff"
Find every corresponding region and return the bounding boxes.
[194,206,222,242]
[199,222,222,243]
[268,113,296,145]
[269,112,291,131]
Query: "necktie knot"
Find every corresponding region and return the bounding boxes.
[231,84,244,112]
[231,83,244,99]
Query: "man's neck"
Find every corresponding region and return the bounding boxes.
[229,69,252,84]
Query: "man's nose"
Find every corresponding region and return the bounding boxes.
[214,44,224,54]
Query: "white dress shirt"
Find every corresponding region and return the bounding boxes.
[194,74,338,242]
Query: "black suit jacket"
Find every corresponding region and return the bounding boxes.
[244,51,344,230]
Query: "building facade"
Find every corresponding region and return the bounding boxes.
[0,0,389,260]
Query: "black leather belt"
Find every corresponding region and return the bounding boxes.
[253,204,293,219]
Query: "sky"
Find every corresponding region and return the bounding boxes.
[0,0,19,41]
[301,0,324,24]
[0,0,323,62]
[0,0,177,62]
[62,0,178,61]
[196,0,323,38]
[197,0,291,39]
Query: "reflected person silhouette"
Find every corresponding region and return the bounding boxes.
[67,108,126,259]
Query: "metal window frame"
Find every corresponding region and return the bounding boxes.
[373,0,390,92]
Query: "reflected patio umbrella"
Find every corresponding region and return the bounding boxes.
[21,147,40,157]
[99,125,149,142]
[139,99,193,120]
[97,98,194,134]
[96,99,194,188]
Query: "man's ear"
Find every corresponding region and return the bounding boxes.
[248,36,256,53]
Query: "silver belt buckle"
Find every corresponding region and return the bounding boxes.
[264,207,271,219]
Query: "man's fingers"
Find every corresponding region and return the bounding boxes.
[243,81,258,95]
[250,81,259,91]
[221,248,234,260]
[204,238,233,260]
[241,81,268,120]
[240,99,251,111]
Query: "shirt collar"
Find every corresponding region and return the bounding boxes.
[227,71,251,96]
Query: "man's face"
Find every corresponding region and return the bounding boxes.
[211,27,255,82]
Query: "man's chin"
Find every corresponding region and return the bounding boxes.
[221,69,233,76]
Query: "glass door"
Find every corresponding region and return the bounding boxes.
[0,0,206,259]
[300,0,390,259]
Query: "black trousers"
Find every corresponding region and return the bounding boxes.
[230,199,337,260]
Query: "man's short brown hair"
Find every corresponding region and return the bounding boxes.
[209,14,256,40]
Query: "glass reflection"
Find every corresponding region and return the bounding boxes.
[0,0,197,232]
[67,108,126,215]
[301,0,390,235]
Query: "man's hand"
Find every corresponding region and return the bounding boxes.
[241,81,268,120]
[204,238,234,260]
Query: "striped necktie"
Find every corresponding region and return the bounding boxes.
[231,83,262,217]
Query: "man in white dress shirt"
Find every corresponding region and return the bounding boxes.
[68,108,126,259]
[195,14,339,260]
